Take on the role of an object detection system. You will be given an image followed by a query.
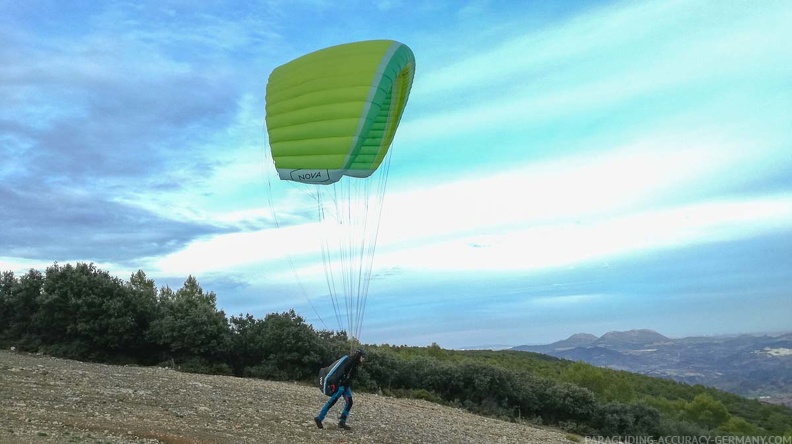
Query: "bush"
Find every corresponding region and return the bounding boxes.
[657,418,710,437]
[533,379,598,425]
[147,277,231,364]
[178,357,233,376]
[256,310,324,381]
[594,402,663,437]
[683,394,731,429]
[412,389,443,403]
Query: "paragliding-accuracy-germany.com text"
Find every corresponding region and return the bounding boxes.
[584,436,792,444]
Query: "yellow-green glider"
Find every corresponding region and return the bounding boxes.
[266,40,415,184]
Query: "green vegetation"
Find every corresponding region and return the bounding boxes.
[2,262,791,439]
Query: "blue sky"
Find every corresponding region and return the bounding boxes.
[2,0,790,348]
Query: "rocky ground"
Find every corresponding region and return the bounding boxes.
[1,351,578,444]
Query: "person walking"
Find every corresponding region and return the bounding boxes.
[314,348,366,430]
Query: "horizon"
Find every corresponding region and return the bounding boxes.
[463,328,792,350]
[2,1,791,349]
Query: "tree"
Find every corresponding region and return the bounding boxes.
[353,347,406,393]
[31,263,150,360]
[561,361,635,402]
[7,269,45,348]
[718,416,761,436]
[122,270,160,362]
[684,394,731,429]
[595,402,663,437]
[0,271,16,341]
[256,309,323,380]
[546,382,599,424]
[147,276,231,369]
[228,313,268,376]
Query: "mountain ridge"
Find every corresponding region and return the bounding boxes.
[513,330,792,406]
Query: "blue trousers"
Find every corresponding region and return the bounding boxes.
[317,386,353,423]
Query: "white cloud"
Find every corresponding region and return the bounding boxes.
[380,136,753,247]
[0,257,50,274]
[417,0,789,97]
[146,138,791,284]
[151,222,321,277]
[376,193,792,273]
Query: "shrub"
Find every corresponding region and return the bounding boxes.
[594,402,663,437]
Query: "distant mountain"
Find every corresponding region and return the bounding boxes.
[567,333,599,344]
[513,330,792,406]
[520,333,597,354]
[595,329,669,347]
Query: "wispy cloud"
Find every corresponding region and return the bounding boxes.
[403,0,791,155]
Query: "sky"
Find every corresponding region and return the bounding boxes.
[1,0,791,349]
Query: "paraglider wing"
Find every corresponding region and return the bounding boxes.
[265,40,415,184]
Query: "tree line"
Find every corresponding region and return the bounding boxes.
[0,262,347,376]
[1,262,790,438]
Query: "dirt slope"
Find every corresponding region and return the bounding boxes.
[1,351,576,443]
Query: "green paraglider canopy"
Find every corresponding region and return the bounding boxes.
[266,39,415,184]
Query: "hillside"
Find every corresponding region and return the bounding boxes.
[0,351,574,444]
[513,330,792,404]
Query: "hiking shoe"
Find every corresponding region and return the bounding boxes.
[314,417,323,429]
[338,422,352,430]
